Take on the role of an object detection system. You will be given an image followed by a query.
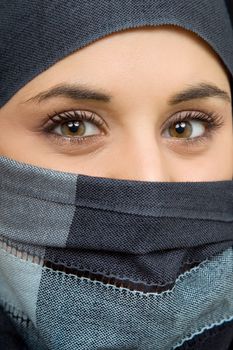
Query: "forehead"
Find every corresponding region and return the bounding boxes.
[21,26,230,102]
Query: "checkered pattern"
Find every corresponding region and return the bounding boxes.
[0,155,233,349]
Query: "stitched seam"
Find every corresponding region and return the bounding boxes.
[0,299,32,327]
[0,238,196,289]
[1,245,230,298]
[0,184,232,221]
[178,319,233,349]
[0,235,227,287]
[173,315,233,349]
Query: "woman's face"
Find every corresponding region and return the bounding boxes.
[0,26,232,181]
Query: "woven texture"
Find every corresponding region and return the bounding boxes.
[176,319,233,350]
[0,1,233,348]
[0,0,232,108]
[0,155,233,349]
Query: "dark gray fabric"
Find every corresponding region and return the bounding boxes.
[0,155,233,349]
[177,319,233,350]
[44,242,232,291]
[0,306,28,350]
[226,0,233,25]
[1,155,233,290]
[0,0,232,109]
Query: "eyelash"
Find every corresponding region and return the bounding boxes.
[161,110,224,146]
[43,109,224,147]
[44,110,106,145]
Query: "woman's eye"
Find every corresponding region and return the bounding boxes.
[43,109,224,151]
[43,110,106,143]
[163,120,206,139]
[52,119,100,138]
[161,110,225,143]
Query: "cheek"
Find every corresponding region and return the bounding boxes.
[201,119,233,180]
[199,144,232,181]
[164,137,233,181]
[219,124,233,178]
[0,114,42,161]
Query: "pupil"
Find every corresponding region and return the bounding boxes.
[175,122,186,134]
[68,121,80,133]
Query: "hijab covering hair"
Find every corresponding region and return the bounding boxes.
[0,0,232,108]
[0,1,233,350]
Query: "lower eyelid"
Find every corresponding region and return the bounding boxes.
[163,133,213,149]
[41,110,224,152]
[161,137,211,157]
[44,131,105,148]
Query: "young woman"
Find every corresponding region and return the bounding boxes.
[0,1,232,349]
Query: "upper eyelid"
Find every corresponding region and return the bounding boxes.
[42,108,224,149]
[50,108,214,120]
[47,108,223,132]
[160,110,219,130]
[47,109,107,127]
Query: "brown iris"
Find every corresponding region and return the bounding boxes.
[61,121,85,137]
[169,121,192,138]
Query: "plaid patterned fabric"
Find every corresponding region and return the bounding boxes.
[0,155,233,349]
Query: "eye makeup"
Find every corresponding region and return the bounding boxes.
[40,107,225,153]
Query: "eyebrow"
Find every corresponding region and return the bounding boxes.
[168,82,231,105]
[23,83,112,104]
[23,82,231,105]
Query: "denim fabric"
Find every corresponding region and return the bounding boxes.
[0,0,232,108]
[0,155,233,349]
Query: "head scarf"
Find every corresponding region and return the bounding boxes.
[0,1,232,350]
[0,0,232,108]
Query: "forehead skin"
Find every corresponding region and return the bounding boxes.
[17,25,231,106]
